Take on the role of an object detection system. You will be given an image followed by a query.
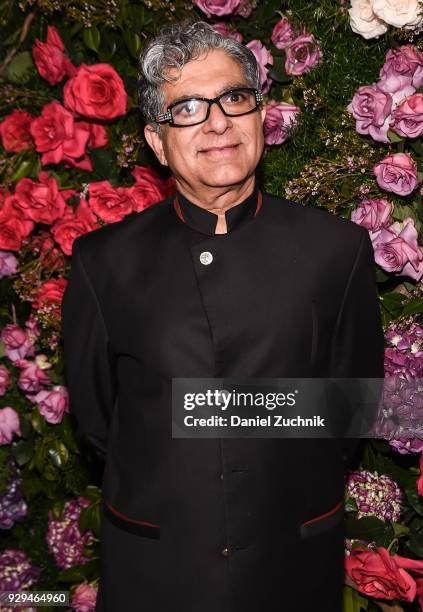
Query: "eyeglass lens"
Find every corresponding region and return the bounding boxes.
[171,89,257,125]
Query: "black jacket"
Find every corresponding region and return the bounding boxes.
[61,182,385,611]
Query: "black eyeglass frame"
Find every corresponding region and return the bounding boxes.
[154,87,264,127]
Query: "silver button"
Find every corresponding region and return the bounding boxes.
[221,547,230,558]
[199,251,213,265]
[220,473,224,481]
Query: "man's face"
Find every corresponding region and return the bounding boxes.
[144,49,266,192]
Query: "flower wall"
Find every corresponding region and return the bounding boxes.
[0,0,422,610]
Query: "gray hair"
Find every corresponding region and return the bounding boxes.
[137,20,260,133]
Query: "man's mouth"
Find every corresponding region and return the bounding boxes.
[199,144,240,155]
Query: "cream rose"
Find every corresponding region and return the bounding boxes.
[372,0,423,29]
[348,0,388,39]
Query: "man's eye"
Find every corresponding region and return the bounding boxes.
[223,91,247,104]
[173,100,201,116]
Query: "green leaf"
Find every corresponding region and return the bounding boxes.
[387,129,403,144]
[405,487,423,517]
[31,410,47,435]
[48,440,69,469]
[11,158,37,182]
[268,56,292,84]
[90,148,114,179]
[406,531,423,557]
[392,205,417,222]
[12,440,34,466]
[345,516,394,546]
[375,268,389,283]
[343,585,369,611]
[79,501,101,537]
[82,485,102,503]
[402,297,423,316]
[379,291,405,315]
[123,30,141,59]
[5,51,36,84]
[83,26,101,53]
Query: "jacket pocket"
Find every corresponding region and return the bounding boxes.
[103,500,161,540]
[299,501,344,539]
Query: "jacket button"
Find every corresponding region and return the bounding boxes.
[199,251,213,265]
[221,547,230,557]
[220,473,224,480]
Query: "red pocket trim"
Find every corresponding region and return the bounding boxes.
[104,501,160,529]
[302,501,343,527]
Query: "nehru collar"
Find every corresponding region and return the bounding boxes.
[173,183,262,236]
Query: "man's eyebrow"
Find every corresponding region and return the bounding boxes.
[168,82,251,106]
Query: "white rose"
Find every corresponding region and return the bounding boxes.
[372,0,423,29]
[348,0,388,39]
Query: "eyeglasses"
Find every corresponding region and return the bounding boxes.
[155,87,263,127]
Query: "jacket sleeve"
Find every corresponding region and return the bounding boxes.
[329,228,385,465]
[60,237,117,461]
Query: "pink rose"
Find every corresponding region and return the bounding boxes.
[351,198,393,232]
[263,100,300,145]
[88,181,134,222]
[346,546,423,602]
[193,0,241,17]
[0,365,10,396]
[378,45,423,95]
[0,407,21,445]
[1,324,34,362]
[51,199,99,256]
[30,101,92,171]
[372,218,423,281]
[71,582,98,612]
[373,152,418,196]
[0,250,18,278]
[391,93,423,139]
[63,63,127,121]
[33,386,69,424]
[347,84,393,143]
[0,109,34,153]
[418,452,423,497]
[16,360,52,395]
[271,16,295,49]
[129,166,175,212]
[285,33,323,76]
[212,23,243,42]
[234,0,256,18]
[13,172,67,225]
[245,40,274,94]
[32,25,76,86]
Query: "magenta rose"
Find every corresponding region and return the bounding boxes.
[285,33,323,76]
[193,0,240,17]
[64,63,127,121]
[347,84,393,143]
[379,45,423,95]
[391,93,423,139]
[71,582,98,612]
[32,25,75,86]
[1,324,34,362]
[29,101,92,171]
[234,0,256,18]
[17,360,52,395]
[13,171,67,225]
[351,198,393,232]
[271,16,295,49]
[0,250,18,278]
[246,40,274,94]
[0,109,34,153]
[0,407,21,445]
[373,218,423,281]
[212,23,243,42]
[373,152,418,196]
[263,100,300,145]
[33,386,69,424]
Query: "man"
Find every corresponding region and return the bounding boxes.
[61,20,385,611]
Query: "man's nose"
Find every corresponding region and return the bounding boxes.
[202,101,232,132]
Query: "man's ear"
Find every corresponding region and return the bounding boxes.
[144,124,168,166]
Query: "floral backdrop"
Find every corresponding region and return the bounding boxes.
[0,0,422,610]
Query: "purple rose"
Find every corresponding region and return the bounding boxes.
[17,359,52,394]
[32,385,69,424]
[379,44,423,94]
[193,0,241,17]
[347,84,393,143]
[391,93,423,139]
[234,0,256,17]
[0,250,17,278]
[0,407,21,445]
[1,323,35,362]
[211,22,243,42]
[351,198,393,232]
[373,152,419,196]
[246,39,274,94]
[271,16,295,49]
[284,33,323,76]
[373,218,423,280]
[71,582,98,612]
[263,100,300,145]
